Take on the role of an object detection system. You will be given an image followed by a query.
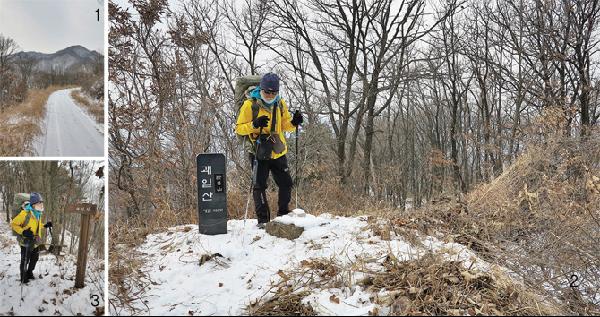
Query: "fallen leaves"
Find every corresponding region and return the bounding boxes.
[329,294,340,304]
[198,253,223,266]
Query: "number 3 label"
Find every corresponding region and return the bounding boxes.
[90,294,100,307]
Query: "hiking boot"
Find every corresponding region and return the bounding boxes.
[277,210,291,217]
[256,223,267,229]
[26,271,35,280]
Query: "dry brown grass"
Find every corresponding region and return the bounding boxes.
[248,290,316,316]
[247,253,563,316]
[108,217,154,314]
[0,86,70,156]
[108,205,196,314]
[405,135,600,315]
[226,173,398,221]
[70,89,104,125]
[368,254,561,315]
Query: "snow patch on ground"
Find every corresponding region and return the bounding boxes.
[0,219,104,316]
[116,213,499,316]
[5,113,27,126]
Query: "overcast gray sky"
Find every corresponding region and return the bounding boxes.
[0,0,104,54]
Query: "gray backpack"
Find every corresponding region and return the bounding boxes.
[234,75,283,153]
[11,193,31,237]
[234,75,262,112]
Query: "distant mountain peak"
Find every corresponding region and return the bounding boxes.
[11,45,102,74]
[56,46,98,58]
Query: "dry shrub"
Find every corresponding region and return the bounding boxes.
[108,240,152,314]
[227,170,253,220]
[248,253,562,316]
[226,167,396,221]
[247,258,344,316]
[0,86,69,155]
[70,89,104,125]
[298,178,398,218]
[365,215,424,247]
[469,136,600,311]
[248,290,315,316]
[367,253,561,316]
[409,134,600,314]
[108,216,152,314]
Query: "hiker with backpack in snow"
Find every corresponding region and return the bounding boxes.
[10,192,52,284]
[235,73,303,229]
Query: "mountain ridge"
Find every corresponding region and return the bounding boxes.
[11,45,103,74]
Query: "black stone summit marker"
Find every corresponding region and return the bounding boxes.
[196,153,228,235]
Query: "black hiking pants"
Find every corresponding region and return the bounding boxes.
[250,154,294,224]
[20,245,40,281]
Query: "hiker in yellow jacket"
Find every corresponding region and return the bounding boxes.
[11,192,52,284]
[235,73,303,228]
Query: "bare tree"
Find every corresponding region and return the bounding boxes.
[564,0,600,137]
[0,34,18,108]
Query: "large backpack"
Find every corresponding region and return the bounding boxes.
[11,193,31,237]
[234,75,284,153]
[234,75,262,112]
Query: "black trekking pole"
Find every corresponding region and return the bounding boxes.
[295,122,299,210]
[20,237,33,305]
[244,127,263,227]
[48,226,53,251]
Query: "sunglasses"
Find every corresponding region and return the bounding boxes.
[263,89,279,95]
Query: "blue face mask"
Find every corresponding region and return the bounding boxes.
[261,91,280,106]
[25,203,42,219]
[250,87,281,107]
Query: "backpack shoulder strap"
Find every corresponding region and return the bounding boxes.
[270,101,278,134]
[15,210,32,231]
[244,99,260,144]
[279,99,284,118]
[22,211,32,229]
[251,98,259,121]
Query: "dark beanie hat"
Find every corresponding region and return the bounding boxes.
[30,192,43,205]
[260,73,280,91]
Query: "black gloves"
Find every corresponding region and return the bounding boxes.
[44,222,52,229]
[22,229,34,239]
[253,111,303,128]
[291,110,303,126]
[253,115,270,129]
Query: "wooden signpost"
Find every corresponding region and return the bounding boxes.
[66,203,97,289]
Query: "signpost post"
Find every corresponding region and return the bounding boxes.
[196,153,228,235]
[66,203,97,289]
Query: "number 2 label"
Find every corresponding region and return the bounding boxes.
[569,274,579,288]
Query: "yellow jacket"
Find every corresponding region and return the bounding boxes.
[11,209,45,247]
[235,98,296,159]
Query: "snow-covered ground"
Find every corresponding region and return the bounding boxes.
[0,219,104,316]
[114,212,502,316]
[33,88,104,157]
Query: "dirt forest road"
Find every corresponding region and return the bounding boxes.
[33,88,103,157]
